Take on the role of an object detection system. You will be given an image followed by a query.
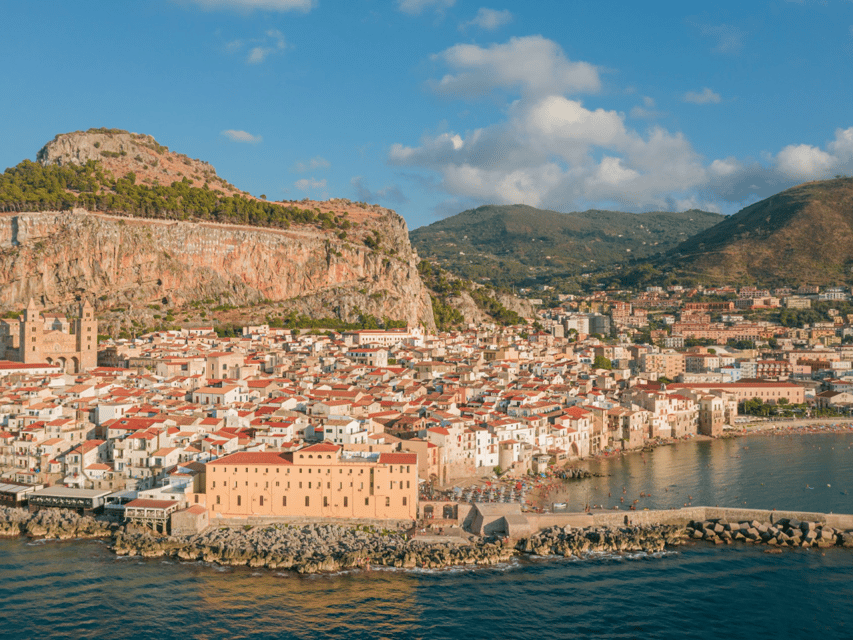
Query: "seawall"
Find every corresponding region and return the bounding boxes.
[585,506,853,530]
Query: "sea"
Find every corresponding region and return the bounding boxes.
[3,432,853,640]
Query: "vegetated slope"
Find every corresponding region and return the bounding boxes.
[410,204,723,287]
[416,261,534,330]
[0,129,435,331]
[664,177,853,286]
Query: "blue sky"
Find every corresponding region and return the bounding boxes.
[1,0,852,229]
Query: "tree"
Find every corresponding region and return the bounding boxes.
[593,355,612,370]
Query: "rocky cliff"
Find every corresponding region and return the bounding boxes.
[0,129,435,329]
[0,208,434,330]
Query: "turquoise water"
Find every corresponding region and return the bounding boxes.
[3,433,853,640]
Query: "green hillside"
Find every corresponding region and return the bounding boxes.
[410,204,723,288]
[660,177,853,286]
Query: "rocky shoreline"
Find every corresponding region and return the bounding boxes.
[0,507,113,540]
[5,506,853,574]
[112,523,516,572]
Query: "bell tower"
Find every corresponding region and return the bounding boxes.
[21,298,42,364]
[76,299,98,371]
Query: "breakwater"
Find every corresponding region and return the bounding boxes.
[518,508,853,560]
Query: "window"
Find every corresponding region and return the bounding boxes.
[212,481,216,488]
[259,496,264,506]
[343,497,348,507]
[305,496,310,507]
[308,482,312,489]
[237,495,241,506]
[282,496,287,507]
[275,481,279,487]
[365,497,369,506]
[216,495,220,505]
[299,482,302,489]
[323,497,328,507]
[406,481,410,488]
[385,497,390,507]
[403,497,407,506]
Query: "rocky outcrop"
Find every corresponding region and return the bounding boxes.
[0,209,435,329]
[36,129,238,194]
[111,523,515,572]
[0,507,113,539]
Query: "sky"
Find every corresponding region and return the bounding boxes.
[1,0,852,229]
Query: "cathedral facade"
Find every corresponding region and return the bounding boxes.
[0,299,98,373]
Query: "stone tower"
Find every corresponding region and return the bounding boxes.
[75,299,98,371]
[21,298,43,364]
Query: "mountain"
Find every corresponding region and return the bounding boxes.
[0,129,435,332]
[410,204,724,287]
[664,177,853,286]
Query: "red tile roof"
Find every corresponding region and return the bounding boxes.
[378,453,417,465]
[299,442,341,453]
[206,451,292,465]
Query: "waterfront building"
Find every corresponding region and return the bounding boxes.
[206,445,417,521]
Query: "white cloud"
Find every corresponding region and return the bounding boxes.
[775,144,835,180]
[221,129,262,143]
[630,96,664,119]
[393,36,853,215]
[292,156,331,173]
[245,29,286,63]
[295,177,327,191]
[397,0,454,15]
[463,8,513,30]
[683,87,722,104]
[351,177,408,205]
[185,0,314,11]
[698,23,745,54]
[430,36,601,98]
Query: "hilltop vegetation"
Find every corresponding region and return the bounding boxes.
[410,204,723,289]
[0,159,351,230]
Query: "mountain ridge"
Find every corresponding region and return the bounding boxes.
[410,204,724,288]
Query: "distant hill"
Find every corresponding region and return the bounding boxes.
[663,177,853,286]
[410,204,723,287]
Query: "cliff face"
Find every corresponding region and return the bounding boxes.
[0,209,435,330]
